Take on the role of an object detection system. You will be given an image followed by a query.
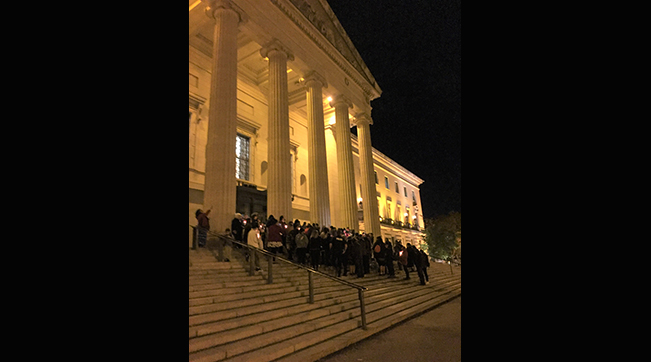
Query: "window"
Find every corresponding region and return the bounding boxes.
[404,187,408,197]
[412,191,416,202]
[236,134,250,180]
[384,176,389,189]
[375,171,378,184]
[395,182,399,193]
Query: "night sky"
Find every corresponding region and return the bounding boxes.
[327,0,461,219]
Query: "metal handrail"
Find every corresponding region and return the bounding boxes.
[190,225,369,329]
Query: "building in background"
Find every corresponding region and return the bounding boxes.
[189,0,425,247]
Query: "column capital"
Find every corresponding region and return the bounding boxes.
[352,112,373,127]
[302,70,328,89]
[203,0,248,24]
[260,39,295,61]
[329,94,353,109]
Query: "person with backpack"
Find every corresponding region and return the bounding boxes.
[295,225,309,265]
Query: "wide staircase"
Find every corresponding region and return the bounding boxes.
[189,245,461,362]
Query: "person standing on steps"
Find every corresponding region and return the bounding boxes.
[265,215,284,262]
[231,213,244,247]
[246,223,264,272]
[308,227,321,270]
[330,229,347,277]
[195,206,211,248]
[420,248,430,285]
[399,242,410,280]
[373,236,385,276]
[407,243,426,285]
[295,224,309,265]
[385,239,396,278]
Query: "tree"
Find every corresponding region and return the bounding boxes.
[424,212,461,261]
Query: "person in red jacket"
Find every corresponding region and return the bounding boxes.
[265,215,284,261]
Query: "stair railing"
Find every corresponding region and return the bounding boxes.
[189,225,369,330]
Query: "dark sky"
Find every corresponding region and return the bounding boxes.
[327,0,461,219]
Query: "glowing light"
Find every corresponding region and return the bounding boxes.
[404,213,408,217]
[326,96,332,102]
[357,198,363,202]
[328,116,336,125]
[189,0,201,12]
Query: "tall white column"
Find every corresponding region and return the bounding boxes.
[202,0,247,234]
[303,71,331,227]
[260,39,294,222]
[355,113,382,238]
[330,94,358,231]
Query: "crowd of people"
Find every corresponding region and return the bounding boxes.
[194,209,432,286]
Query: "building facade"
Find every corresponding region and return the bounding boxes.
[189,0,425,247]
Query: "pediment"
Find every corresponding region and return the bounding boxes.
[285,0,381,96]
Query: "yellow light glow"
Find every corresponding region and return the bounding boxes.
[287,69,293,74]
[328,116,336,125]
[404,213,408,217]
[357,198,363,202]
[326,96,332,102]
[189,0,201,12]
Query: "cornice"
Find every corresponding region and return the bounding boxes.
[349,134,425,187]
[270,0,381,103]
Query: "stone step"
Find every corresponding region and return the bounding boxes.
[189,248,461,362]
[188,274,461,358]
[188,280,461,362]
[273,287,461,362]
[190,270,459,312]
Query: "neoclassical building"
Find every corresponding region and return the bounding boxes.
[189,0,425,246]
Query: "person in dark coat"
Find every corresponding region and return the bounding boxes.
[384,239,396,278]
[231,213,244,247]
[407,243,426,285]
[361,233,372,274]
[195,207,211,247]
[308,227,321,270]
[420,249,430,284]
[330,229,347,277]
[372,236,385,275]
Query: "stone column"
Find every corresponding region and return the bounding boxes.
[303,71,331,227]
[330,94,358,231]
[260,39,294,222]
[202,0,247,234]
[355,113,382,237]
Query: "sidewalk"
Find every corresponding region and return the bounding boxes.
[317,296,461,362]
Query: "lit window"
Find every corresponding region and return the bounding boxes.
[235,134,250,180]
